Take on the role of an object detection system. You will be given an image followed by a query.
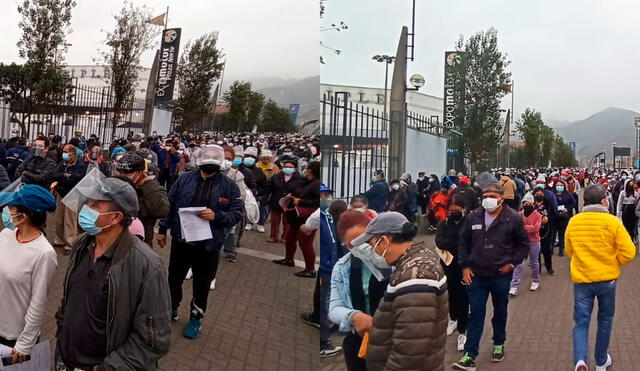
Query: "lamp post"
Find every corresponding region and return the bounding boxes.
[612,142,617,171]
[372,55,395,119]
[635,117,640,169]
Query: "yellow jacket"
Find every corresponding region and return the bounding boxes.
[565,205,636,283]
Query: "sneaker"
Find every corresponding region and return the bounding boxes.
[457,334,467,351]
[171,309,179,321]
[547,268,556,276]
[559,250,564,257]
[320,342,343,358]
[257,225,265,233]
[300,312,321,329]
[530,282,540,291]
[575,360,588,371]
[452,353,476,370]
[447,319,458,335]
[595,354,612,371]
[225,255,237,263]
[272,258,295,266]
[245,224,254,231]
[509,287,517,296]
[491,345,505,362]
[182,318,201,339]
[185,269,193,280]
[210,278,216,290]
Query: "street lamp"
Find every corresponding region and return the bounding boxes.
[612,142,617,171]
[408,74,426,90]
[372,55,394,120]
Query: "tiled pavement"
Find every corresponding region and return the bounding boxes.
[321,232,640,371]
[40,217,320,371]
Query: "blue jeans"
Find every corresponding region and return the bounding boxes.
[464,273,512,359]
[319,272,331,345]
[573,280,616,366]
[258,204,269,226]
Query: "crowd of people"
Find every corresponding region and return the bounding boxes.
[319,166,638,371]
[0,128,321,369]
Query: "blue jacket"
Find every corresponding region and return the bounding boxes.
[329,253,358,333]
[4,145,31,180]
[155,148,180,174]
[158,170,243,251]
[365,180,389,213]
[554,190,577,220]
[54,160,88,198]
[320,211,338,276]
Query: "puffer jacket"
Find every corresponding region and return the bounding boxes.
[366,242,448,371]
[15,155,58,188]
[137,179,170,246]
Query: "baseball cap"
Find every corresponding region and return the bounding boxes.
[320,184,334,194]
[351,211,408,247]
[76,177,139,217]
[0,184,56,213]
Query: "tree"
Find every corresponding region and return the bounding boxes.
[551,135,577,167]
[247,91,265,131]
[98,2,155,135]
[453,28,511,170]
[261,99,296,133]
[540,125,555,167]
[515,108,545,167]
[176,32,224,131]
[223,81,252,131]
[0,0,75,136]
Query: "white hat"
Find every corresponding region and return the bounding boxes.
[536,173,546,183]
[233,145,244,157]
[522,192,534,204]
[244,146,258,158]
[260,149,273,158]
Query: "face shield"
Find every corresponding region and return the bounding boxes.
[61,167,108,214]
[197,145,225,170]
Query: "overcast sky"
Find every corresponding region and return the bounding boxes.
[0,0,318,86]
[321,0,640,123]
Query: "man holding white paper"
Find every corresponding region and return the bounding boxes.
[157,145,243,340]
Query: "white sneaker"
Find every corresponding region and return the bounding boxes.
[509,287,517,296]
[457,334,467,351]
[595,354,612,371]
[447,320,458,335]
[530,282,540,291]
[210,278,216,290]
[245,224,254,231]
[575,360,587,371]
[257,225,265,233]
[185,269,193,280]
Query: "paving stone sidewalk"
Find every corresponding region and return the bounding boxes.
[40,217,320,371]
[321,233,640,371]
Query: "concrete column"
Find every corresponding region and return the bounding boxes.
[388,26,408,181]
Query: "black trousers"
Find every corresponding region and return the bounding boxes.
[539,228,553,273]
[0,335,16,347]
[343,332,367,371]
[444,263,468,333]
[168,239,220,320]
[158,169,176,192]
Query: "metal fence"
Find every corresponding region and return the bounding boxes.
[1,81,146,147]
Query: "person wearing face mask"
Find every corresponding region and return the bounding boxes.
[617,179,638,241]
[275,144,299,170]
[328,210,389,370]
[273,161,320,277]
[551,179,576,257]
[157,145,243,339]
[55,177,171,371]
[416,172,429,215]
[266,159,304,243]
[509,192,542,296]
[364,169,388,213]
[453,183,529,369]
[114,152,169,247]
[155,139,180,191]
[386,179,411,220]
[533,188,554,275]
[51,144,88,255]
[219,146,249,263]
[350,211,447,371]
[435,194,470,352]
[349,194,377,221]
[242,147,269,233]
[565,184,636,371]
[14,135,57,188]
[0,185,56,366]
[84,144,111,176]
[4,136,31,181]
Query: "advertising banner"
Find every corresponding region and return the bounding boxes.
[443,51,464,128]
[154,28,182,105]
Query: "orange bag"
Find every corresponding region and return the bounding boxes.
[358,332,369,358]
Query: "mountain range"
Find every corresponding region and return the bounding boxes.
[554,107,640,160]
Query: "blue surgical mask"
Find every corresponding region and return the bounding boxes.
[243,157,256,167]
[556,186,564,193]
[2,208,16,230]
[282,168,295,175]
[78,205,113,235]
[62,153,71,162]
[232,158,242,167]
[535,183,545,189]
[283,152,293,157]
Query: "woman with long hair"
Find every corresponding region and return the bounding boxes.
[617,178,638,241]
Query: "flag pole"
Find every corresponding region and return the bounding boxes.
[165,6,169,30]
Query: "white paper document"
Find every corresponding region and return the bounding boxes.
[178,207,213,242]
[0,340,51,371]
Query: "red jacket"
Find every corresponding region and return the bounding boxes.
[520,210,542,243]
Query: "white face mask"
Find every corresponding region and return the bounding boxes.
[350,243,386,281]
[482,197,500,212]
[391,184,400,190]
